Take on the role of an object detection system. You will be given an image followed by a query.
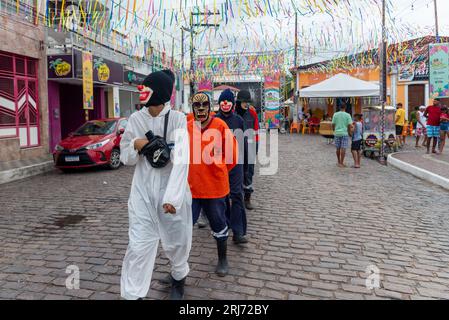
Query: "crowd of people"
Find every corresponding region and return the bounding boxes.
[118,70,259,301]
[113,69,449,301]
[331,98,449,169]
[397,99,449,155]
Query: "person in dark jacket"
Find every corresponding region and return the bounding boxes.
[236,90,258,210]
[216,89,248,244]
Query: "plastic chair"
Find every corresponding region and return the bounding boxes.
[290,122,300,134]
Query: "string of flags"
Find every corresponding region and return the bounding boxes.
[2,0,442,80]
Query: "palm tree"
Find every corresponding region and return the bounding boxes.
[94,58,104,70]
[49,58,63,70]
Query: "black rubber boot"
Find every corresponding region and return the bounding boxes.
[244,194,254,210]
[159,274,172,285]
[215,240,229,277]
[169,277,186,300]
[233,234,248,244]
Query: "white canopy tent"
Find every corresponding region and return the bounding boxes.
[300,73,380,98]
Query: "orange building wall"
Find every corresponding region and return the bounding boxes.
[299,67,381,88]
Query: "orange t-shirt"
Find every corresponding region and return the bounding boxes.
[188,118,238,199]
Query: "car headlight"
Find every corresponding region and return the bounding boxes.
[85,139,111,150]
[55,145,64,152]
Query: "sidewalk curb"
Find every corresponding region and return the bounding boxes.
[388,153,449,191]
[0,161,55,185]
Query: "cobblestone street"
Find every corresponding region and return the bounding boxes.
[1,135,449,300]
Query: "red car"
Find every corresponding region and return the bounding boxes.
[54,118,128,171]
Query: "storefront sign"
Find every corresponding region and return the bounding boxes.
[429,43,449,99]
[48,55,73,79]
[124,70,146,85]
[82,52,94,110]
[93,57,123,84]
[264,73,281,129]
[74,50,124,85]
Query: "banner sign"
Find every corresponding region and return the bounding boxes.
[399,61,429,82]
[82,51,94,110]
[264,73,281,129]
[48,55,73,79]
[196,54,284,75]
[429,43,449,99]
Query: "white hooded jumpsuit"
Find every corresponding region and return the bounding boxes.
[120,105,192,300]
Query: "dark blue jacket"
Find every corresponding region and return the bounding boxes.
[216,111,245,131]
[216,111,246,165]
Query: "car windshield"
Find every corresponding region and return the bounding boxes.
[74,121,117,136]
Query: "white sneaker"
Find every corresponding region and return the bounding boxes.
[197,213,208,229]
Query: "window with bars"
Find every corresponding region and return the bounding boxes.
[0,51,40,148]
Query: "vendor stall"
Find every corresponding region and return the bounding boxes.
[300,73,380,117]
[362,106,398,158]
[299,73,380,138]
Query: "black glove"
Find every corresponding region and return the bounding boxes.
[139,130,171,168]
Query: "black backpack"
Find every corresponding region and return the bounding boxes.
[139,111,172,168]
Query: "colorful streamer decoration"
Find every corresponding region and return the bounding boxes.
[2,0,444,82]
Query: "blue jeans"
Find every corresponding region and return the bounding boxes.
[192,198,228,241]
[226,165,247,236]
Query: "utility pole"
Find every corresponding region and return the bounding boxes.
[181,28,185,108]
[189,13,195,96]
[434,0,440,42]
[183,11,220,98]
[294,12,298,70]
[294,11,300,122]
[379,0,387,164]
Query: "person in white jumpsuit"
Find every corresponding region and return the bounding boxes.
[120,70,192,300]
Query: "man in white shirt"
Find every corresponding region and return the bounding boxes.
[120,70,192,300]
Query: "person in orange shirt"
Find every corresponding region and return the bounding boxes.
[188,92,238,277]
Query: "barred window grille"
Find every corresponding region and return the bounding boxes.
[0,51,40,147]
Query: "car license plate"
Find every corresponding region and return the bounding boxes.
[65,156,80,162]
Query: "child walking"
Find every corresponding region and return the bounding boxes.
[351,114,363,169]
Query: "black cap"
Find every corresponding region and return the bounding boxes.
[237,90,252,103]
[142,70,175,107]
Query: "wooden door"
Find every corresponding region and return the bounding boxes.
[408,84,425,112]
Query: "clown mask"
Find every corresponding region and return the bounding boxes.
[192,93,211,123]
[220,100,234,113]
[137,85,153,105]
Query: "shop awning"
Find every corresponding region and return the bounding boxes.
[300,73,380,98]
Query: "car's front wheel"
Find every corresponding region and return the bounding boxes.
[108,148,121,170]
